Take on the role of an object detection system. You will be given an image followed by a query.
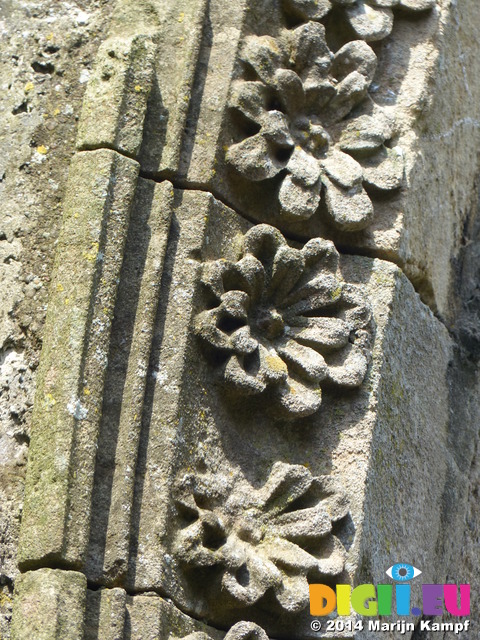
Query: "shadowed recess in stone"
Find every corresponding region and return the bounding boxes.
[195,224,373,418]
[174,462,348,618]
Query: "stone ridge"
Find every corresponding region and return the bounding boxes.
[0,2,115,637]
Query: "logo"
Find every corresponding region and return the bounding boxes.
[309,563,471,617]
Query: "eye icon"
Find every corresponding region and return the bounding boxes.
[386,563,422,582]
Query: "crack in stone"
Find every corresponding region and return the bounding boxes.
[84,580,239,637]
[76,144,454,333]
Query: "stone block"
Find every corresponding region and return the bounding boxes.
[11,569,86,640]
[119,197,455,637]
[76,35,156,158]
[18,149,139,569]
[84,588,127,640]
[86,178,174,584]
[15,176,465,638]
[126,593,224,640]
[132,0,480,319]
[139,0,243,175]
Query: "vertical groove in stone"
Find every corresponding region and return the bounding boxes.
[126,189,250,594]
[139,0,210,174]
[176,0,248,182]
[126,189,216,592]
[84,588,127,640]
[86,179,174,584]
[63,152,141,567]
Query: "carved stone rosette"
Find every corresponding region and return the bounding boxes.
[195,224,373,417]
[226,25,403,230]
[174,463,348,619]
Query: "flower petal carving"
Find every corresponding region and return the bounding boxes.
[226,21,403,229]
[361,147,405,191]
[224,622,269,640]
[343,0,436,42]
[323,176,374,230]
[174,462,349,616]
[226,0,435,230]
[278,174,322,220]
[226,134,287,181]
[195,225,374,418]
[344,4,394,42]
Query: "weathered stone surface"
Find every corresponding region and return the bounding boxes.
[10,177,473,639]
[0,350,32,582]
[358,0,480,320]
[123,189,252,595]
[84,587,225,640]
[18,149,139,569]
[53,187,451,638]
[225,29,391,230]
[173,463,349,616]
[125,593,225,640]
[84,587,127,640]
[76,34,155,157]
[11,569,86,640]
[86,178,173,584]
[168,251,454,638]
[130,0,480,320]
[4,1,480,639]
[0,1,113,636]
[139,0,247,177]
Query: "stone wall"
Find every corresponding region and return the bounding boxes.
[0,1,112,634]
[1,1,479,639]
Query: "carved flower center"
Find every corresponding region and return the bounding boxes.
[292,116,331,158]
[237,515,262,544]
[253,307,285,340]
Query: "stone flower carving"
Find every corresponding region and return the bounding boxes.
[226,22,404,230]
[282,0,436,42]
[174,462,348,615]
[195,224,373,418]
